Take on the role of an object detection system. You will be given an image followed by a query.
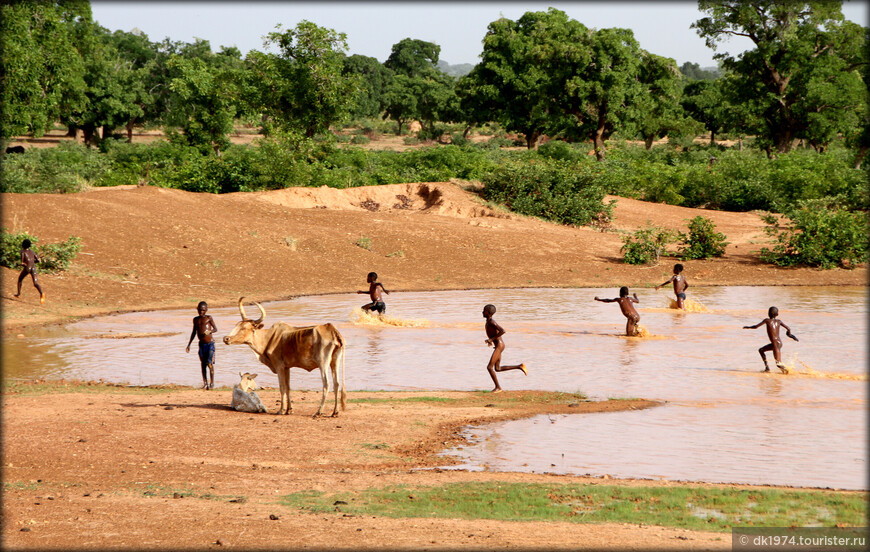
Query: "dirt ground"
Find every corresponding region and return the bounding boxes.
[1,180,865,550]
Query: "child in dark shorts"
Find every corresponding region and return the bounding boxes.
[656,263,689,310]
[186,301,218,389]
[358,272,390,314]
[594,287,641,336]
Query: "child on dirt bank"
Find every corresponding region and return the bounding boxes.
[482,304,527,393]
[594,287,641,336]
[656,263,689,310]
[357,272,390,314]
[186,301,218,389]
[13,239,45,304]
[743,306,798,373]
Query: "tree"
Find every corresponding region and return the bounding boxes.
[382,74,418,135]
[553,27,645,160]
[342,54,394,119]
[246,21,359,137]
[681,79,730,145]
[382,38,458,138]
[693,0,867,154]
[59,23,152,147]
[384,38,440,77]
[163,55,240,155]
[631,52,685,149]
[462,10,588,149]
[0,0,88,138]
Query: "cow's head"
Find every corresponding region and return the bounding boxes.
[223,297,266,346]
[237,372,259,393]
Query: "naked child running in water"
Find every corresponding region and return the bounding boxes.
[743,306,799,373]
[594,287,641,336]
[482,304,527,392]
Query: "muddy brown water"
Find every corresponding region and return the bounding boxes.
[4,286,866,489]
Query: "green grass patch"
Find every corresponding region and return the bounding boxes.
[280,482,867,532]
[349,396,458,405]
[2,379,178,396]
[4,481,42,491]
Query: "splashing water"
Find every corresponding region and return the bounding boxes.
[778,356,867,381]
[667,297,710,312]
[349,307,429,328]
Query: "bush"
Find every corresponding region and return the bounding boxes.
[620,225,679,265]
[677,216,729,260]
[482,161,613,226]
[1,230,82,272]
[758,200,869,269]
[350,134,370,145]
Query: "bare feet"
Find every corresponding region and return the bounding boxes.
[40,293,46,305]
[762,368,770,373]
[520,363,528,376]
[776,362,789,374]
[13,293,20,298]
[491,388,503,393]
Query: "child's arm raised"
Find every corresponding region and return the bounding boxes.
[743,320,764,330]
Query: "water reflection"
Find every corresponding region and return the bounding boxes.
[3,286,866,489]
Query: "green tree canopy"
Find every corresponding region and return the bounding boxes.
[342,54,394,119]
[245,21,359,137]
[0,0,90,138]
[384,38,440,77]
[693,0,867,154]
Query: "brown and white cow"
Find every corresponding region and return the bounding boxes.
[223,298,346,417]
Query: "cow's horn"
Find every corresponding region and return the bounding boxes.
[238,297,248,320]
[253,302,266,325]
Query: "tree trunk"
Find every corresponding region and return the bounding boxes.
[395,120,404,136]
[66,125,77,138]
[462,124,473,139]
[126,119,135,143]
[525,130,540,149]
[644,135,654,150]
[81,124,100,148]
[774,129,795,154]
[710,131,716,147]
[854,146,868,169]
[102,126,114,140]
[738,137,743,151]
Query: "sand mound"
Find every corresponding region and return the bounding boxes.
[251,182,511,220]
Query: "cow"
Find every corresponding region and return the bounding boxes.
[223,297,346,417]
[231,372,267,413]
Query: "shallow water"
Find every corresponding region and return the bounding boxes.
[3,286,866,489]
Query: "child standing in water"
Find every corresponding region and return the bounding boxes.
[357,271,390,314]
[186,301,218,389]
[594,287,641,336]
[656,263,689,310]
[743,306,798,373]
[13,239,45,304]
[482,304,527,393]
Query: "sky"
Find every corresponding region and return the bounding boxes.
[90,1,869,68]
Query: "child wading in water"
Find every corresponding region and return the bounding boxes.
[14,239,45,304]
[743,306,798,373]
[186,301,218,389]
[656,263,689,310]
[595,287,641,336]
[482,304,527,392]
[357,272,390,315]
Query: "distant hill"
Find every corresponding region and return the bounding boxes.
[437,60,474,77]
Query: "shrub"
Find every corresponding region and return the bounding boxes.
[677,216,729,260]
[758,200,869,269]
[536,140,582,162]
[482,161,613,226]
[350,134,370,145]
[620,225,679,265]
[1,230,82,272]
